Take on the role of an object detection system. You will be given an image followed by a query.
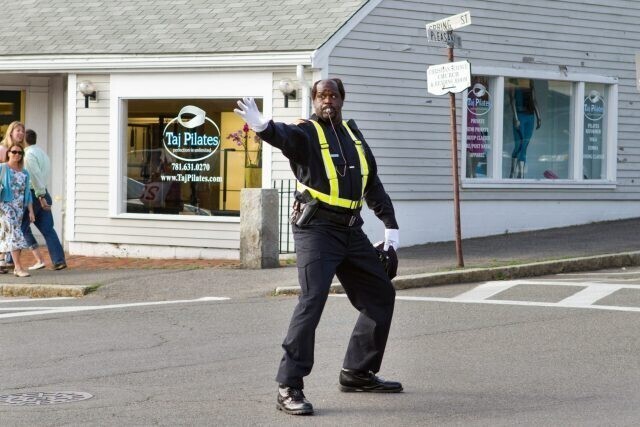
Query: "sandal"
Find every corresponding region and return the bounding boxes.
[28,262,46,270]
[13,270,30,278]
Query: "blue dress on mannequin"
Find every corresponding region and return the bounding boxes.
[512,87,536,162]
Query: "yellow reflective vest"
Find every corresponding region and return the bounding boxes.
[296,120,369,209]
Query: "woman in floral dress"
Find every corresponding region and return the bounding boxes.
[0,143,35,277]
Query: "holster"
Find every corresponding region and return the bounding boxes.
[290,191,319,227]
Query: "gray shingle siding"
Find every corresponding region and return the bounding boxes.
[0,0,367,55]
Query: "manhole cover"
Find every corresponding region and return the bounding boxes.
[0,392,93,406]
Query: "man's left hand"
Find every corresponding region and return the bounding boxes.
[39,197,51,211]
[384,229,399,251]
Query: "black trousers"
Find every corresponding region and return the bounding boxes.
[276,219,396,389]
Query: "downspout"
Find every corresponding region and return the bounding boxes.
[297,64,310,119]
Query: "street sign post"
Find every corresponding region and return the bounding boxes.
[425,11,472,268]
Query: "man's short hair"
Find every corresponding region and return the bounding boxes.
[25,129,37,145]
[311,78,345,101]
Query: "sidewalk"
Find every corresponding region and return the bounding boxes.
[2,217,640,298]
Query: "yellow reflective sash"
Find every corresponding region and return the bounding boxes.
[297,120,369,209]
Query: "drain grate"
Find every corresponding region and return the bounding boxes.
[0,391,93,406]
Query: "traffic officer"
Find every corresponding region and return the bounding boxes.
[235,78,402,416]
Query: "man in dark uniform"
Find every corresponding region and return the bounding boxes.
[235,78,401,416]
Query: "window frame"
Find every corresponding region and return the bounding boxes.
[108,72,273,221]
[461,66,618,189]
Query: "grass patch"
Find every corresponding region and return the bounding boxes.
[84,283,102,294]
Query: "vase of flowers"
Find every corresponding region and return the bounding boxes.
[227,123,263,188]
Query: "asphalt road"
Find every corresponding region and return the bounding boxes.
[2,267,640,426]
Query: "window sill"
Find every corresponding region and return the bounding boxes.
[461,179,616,190]
[112,213,241,222]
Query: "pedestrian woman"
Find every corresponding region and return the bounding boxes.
[0,121,27,273]
[0,143,35,277]
[0,121,26,160]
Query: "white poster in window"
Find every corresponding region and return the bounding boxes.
[465,79,491,178]
[583,90,605,179]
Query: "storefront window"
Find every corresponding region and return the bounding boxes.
[583,83,606,180]
[0,90,25,137]
[464,74,613,184]
[124,98,263,216]
[503,79,571,179]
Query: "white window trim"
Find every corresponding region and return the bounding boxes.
[461,66,618,189]
[108,71,273,221]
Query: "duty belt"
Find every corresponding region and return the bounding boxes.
[313,206,360,227]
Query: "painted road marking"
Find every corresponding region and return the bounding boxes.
[557,284,623,306]
[0,297,229,320]
[331,279,640,313]
[452,282,516,301]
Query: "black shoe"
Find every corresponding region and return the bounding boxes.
[53,263,67,271]
[276,386,313,415]
[339,369,403,393]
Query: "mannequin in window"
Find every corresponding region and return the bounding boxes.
[509,79,541,178]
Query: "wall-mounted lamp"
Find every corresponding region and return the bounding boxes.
[278,78,297,108]
[78,80,97,108]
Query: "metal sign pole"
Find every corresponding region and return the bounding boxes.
[446,33,464,268]
[426,11,471,268]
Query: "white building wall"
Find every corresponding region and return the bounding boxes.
[330,0,640,246]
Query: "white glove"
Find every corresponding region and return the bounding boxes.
[234,97,269,132]
[384,229,399,251]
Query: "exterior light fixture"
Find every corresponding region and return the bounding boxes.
[278,78,297,108]
[78,80,97,108]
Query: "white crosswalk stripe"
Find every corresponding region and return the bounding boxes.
[557,284,623,306]
[0,297,230,320]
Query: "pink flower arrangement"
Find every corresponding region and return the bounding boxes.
[227,123,262,167]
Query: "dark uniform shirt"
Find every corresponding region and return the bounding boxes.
[258,114,398,229]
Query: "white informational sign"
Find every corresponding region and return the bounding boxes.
[427,60,471,95]
[426,11,471,33]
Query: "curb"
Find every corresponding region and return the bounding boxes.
[273,251,640,296]
[0,284,93,298]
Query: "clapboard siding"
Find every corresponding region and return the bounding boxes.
[329,0,640,201]
[74,233,239,249]
[72,74,241,253]
[269,71,310,183]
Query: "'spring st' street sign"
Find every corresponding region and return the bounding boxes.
[425,11,471,33]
